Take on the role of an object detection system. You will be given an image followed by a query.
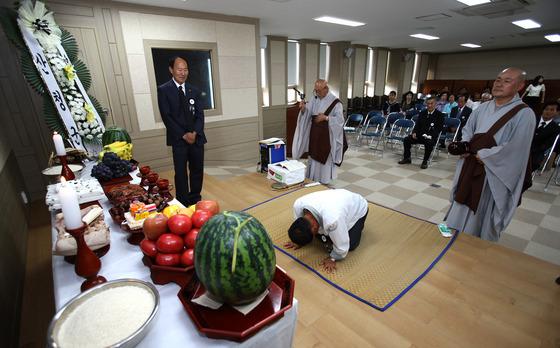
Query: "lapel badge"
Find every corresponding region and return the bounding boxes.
[430,122,434,126]
[189,99,195,105]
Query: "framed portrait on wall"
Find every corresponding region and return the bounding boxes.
[144,40,222,120]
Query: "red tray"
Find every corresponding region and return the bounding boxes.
[121,223,144,245]
[142,255,194,287]
[177,266,295,342]
[100,174,134,194]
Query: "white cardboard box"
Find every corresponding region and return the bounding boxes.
[267,160,306,185]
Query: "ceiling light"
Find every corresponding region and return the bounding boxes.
[313,16,365,27]
[512,19,541,29]
[410,34,439,40]
[544,34,560,42]
[461,43,481,48]
[456,0,491,6]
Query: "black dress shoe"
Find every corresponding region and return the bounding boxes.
[398,158,411,165]
[420,162,428,169]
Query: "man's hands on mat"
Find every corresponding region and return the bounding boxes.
[283,241,301,250]
[320,257,336,273]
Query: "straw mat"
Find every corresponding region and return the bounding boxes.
[245,186,457,311]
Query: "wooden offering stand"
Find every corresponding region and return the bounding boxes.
[147,172,159,194]
[66,223,107,292]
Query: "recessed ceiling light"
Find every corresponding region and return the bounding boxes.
[456,0,491,6]
[544,34,560,42]
[313,16,365,27]
[461,43,481,48]
[410,33,440,40]
[512,19,541,29]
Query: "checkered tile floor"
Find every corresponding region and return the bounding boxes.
[205,144,560,266]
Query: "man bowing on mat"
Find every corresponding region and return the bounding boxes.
[285,189,369,273]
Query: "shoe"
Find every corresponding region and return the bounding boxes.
[420,162,428,169]
[398,158,411,165]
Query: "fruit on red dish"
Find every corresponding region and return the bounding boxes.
[191,210,212,228]
[156,233,184,253]
[195,200,220,216]
[155,252,180,266]
[181,249,194,267]
[143,214,168,241]
[184,228,200,249]
[167,214,192,235]
[140,239,157,258]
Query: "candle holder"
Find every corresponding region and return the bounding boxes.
[58,155,75,181]
[66,223,107,292]
[156,178,174,200]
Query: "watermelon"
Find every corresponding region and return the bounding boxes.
[194,211,276,305]
[102,126,131,146]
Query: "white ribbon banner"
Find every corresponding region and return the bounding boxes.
[17,19,85,150]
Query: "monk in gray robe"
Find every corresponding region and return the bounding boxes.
[292,79,345,184]
[444,67,535,241]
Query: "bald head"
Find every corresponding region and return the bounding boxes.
[492,67,526,106]
[314,79,329,99]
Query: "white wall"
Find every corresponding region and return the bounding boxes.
[119,11,259,131]
[435,46,560,80]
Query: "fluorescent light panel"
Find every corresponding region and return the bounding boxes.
[314,16,365,27]
[456,0,491,6]
[512,19,541,29]
[544,34,560,42]
[410,33,439,40]
[461,43,481,48]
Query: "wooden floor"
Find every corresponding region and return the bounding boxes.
[20,171,560,347]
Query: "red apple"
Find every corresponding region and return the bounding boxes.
[155,252,180,266]
[167,214,192,235]
[140,239,157,258]
[191,210,212,228]
[195,200,220,216]
[184,228,200,249]
[156,233,184,253]
[180,249,194,267]
[143,213,168,240]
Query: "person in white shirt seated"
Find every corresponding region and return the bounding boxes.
[284,189,369,273]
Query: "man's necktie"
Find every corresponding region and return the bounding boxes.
[178,85,186,110]
[538,121,546,130]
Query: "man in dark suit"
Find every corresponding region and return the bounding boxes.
[157,56,207,206]
[398,96,444,169]
[531,101,560,172]
[449,94,472,141]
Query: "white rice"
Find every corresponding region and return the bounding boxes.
[55,285,155,348]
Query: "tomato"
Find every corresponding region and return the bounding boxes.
[184,228,200,249]
[195,200,220,216]
[143,213,168,241]
[167,214,192,235]
[155,252,180,266]
[191,210,212,228]
[156,233,184,253]
[140,239,157,258]
[180,249,194,267]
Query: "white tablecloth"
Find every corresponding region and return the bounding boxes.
[51,171,298,347]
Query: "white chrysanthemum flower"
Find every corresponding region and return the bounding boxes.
[18,0,62,50]
[86,135,93,140]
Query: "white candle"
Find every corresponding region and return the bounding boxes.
[59,178,83,229]
[53,132,66,156]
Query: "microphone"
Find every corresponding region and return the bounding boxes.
[293,87,306,101]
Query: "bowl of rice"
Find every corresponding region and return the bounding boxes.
[47,279,159,348]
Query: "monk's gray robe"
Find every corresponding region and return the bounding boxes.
[444,95,535,241]
[292,92,344,184]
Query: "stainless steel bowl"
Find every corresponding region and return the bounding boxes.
[47,279,160,348]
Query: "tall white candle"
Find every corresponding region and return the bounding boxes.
[53,132,66,156]
[59,178,83,229]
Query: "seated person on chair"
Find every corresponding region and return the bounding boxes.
[531,101,560,172]
[398,96,444,169]
[450,94,473,141]
[382,91,401,115]
[284,189,369,274]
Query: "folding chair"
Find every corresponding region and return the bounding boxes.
[384,112,404,136]
[385,118,415,151]
[533,133,560,180]
[435,117,461,158]
[544,153,560,192]
[343,113,364,145]
[414,130,443,166]
[358,115,386,156]
[405,109,418,120]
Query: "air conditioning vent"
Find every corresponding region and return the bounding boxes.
[415,13,452,21]
[453,0,533,18]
